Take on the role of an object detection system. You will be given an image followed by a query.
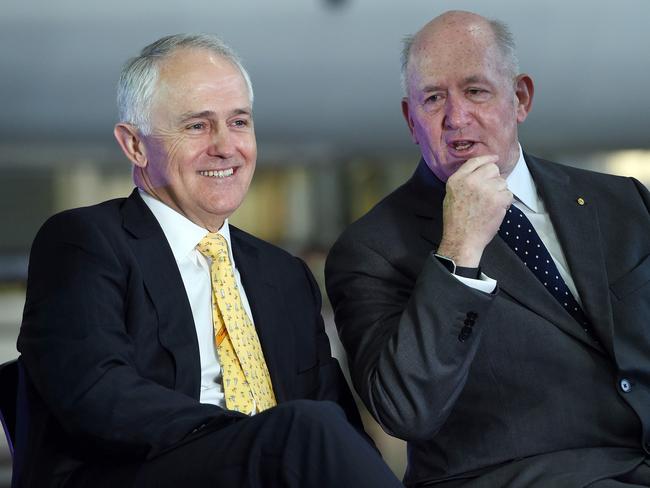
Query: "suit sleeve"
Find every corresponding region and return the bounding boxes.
[294,257,366,433]
[18,211,243,461]
[325,234,498,440]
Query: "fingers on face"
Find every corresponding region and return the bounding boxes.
[457,154,500,175]
[462,161,502,191]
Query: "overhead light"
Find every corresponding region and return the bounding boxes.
[604,150,650,186]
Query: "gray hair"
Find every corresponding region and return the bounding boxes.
[117,33,254,134]
[400,17,520,95]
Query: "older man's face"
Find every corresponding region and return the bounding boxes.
[139,48,256,230]
[402,21,531,182]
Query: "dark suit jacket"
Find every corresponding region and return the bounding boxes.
[325,154,650,487]
[17,189,362,488]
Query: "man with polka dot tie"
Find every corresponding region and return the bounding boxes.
[327,10,650,487]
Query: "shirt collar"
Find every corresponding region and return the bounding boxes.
[139,189,235,264]
[505,144,540,213]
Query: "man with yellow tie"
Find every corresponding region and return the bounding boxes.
[16,34,401,488]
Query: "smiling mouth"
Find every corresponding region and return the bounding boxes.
[198,168,235,178]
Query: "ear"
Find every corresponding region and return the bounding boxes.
[401,97,419,144]
[113,123,148,168]
[514,74,534,123]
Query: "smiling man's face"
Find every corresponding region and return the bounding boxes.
[402,12,532,182]
[137,48,256,231]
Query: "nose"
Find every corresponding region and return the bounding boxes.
[207,125,236,159]
[443,95,472,130]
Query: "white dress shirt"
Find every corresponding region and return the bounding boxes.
[506,147,582,304]
[140,189,258,407]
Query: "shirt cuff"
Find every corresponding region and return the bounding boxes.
[452,272,497,294]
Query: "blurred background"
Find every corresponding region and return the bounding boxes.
[1,0,649,484]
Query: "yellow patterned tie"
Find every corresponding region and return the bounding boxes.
[197,233,276,414]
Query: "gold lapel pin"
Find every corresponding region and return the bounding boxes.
[576,197,586,206]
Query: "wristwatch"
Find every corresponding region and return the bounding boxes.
[433,253,481,279]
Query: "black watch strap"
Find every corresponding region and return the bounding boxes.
[455,265,481,279]
[433,253,481,279]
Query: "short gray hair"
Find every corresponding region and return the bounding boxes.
[117,33,254,134]
[400,18,520,95]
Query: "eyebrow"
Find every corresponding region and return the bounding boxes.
[419,75,492,93]
[177,108,252,124]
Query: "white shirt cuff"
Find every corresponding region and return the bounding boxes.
[452,272,497,294]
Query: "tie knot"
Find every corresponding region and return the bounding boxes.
[197,232,229,261]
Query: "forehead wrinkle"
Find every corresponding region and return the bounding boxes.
[464,75,492,85]
[420,75,493,91]
[177,110,216,122]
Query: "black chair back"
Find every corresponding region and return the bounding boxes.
[0,359,18,457]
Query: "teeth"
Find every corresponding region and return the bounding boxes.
[199,168,235,178]
[452,141,473,150]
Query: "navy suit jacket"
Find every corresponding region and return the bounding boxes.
[326,154,650,487]
[17,189,361,487]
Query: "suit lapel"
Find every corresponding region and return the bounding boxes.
[410,158,608,354]
[481,236,606,351]
[230,229,291,403]
[527,155,614,356]
[121,189,201,397]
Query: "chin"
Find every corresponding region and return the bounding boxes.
[208,199,243,219]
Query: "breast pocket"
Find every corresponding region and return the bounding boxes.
[609,254,650,370]
[610,254,650,301]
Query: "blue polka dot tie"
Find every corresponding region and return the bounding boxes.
[498,204,595,337]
